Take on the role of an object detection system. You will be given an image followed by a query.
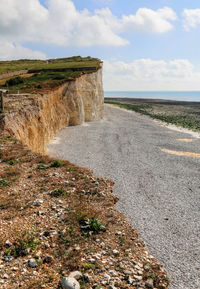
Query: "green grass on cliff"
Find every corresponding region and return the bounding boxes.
[0,56,101,93]
[0,56,100,74]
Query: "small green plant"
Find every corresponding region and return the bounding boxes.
[50,159,63,168]
[0,179,10,187]
[50,188,66,197]
[162,275,171,282]
[81,263,95,271]
[7,160,16,166]
[37,163,49,170]
[79,217,105,235]
[148,272,156,279]
[66,166,76,172]
[4,230,37,258]
[0,201,10,209]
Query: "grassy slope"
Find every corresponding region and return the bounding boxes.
[105,98,200,132]
[0,56,101,93]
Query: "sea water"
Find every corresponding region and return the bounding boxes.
[104,91,200,102]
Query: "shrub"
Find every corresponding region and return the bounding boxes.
[4,230,37,258]
[50,188,66,197]
[50,159,63,168]
[37,163,49,170]
[79,217,105,235]
[6,76,24,86]
[0,179,10,187]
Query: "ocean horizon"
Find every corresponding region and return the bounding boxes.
[104,91,200,102]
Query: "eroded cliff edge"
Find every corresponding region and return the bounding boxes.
[0,67,104,153]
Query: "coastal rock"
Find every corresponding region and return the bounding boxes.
[61,277,80,289]
[145,278,154,288]
[5,240,12,247]
[69,271,82,280]
[28,259,37,268]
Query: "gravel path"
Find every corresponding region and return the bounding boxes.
[48,104,200,289]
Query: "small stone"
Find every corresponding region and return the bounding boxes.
[123,270,132,275]
[44,242,50,248]
[74,246,81,251]
[127,276,134,284]
[28,259,37,268]
[5,240,12,247]
[61,277,80,289]
[138,262,143,268]
[69,271,82,280]
[32,199,43,207]
[144,264,150,271]
[35,250,42,258]
[43,255,53,264]
[83,273,90,282]
[38,210,45,216]
[99,242,105,248]
[134,275,143,281]
[109,270,117,276]
[112,249,119,256]
[24,248,31,255]
[2,255,14,262]
[22,268,27,273]
[104,273,111,283]
[137,270,143,275]
[145,278,154,288]
[135,265,141,271]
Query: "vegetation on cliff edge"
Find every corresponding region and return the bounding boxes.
[0,56,101,93]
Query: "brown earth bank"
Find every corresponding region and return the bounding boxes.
[0,71,169,288]
[0,135,169,288]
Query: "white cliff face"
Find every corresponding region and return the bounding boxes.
[1,68,104,153]
[65,67,104,124]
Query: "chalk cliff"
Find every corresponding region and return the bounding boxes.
[0,67,104,153]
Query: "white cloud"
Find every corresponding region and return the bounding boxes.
[0,0,177,59]
[0,41,46,60]
[95,6,177,34]
[103,59,200,91]
[183,9,200,31]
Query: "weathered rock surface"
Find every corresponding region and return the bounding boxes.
[0,67,104,153]
[61,277,80,289]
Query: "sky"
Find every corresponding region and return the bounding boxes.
[0,0,200,91]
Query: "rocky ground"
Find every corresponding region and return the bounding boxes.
[0,134,169,288]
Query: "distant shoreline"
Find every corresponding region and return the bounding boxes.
[104,91,200,103]
[104,97,200,105]
[104,98,200,132]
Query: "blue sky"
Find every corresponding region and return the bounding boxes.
[0,0,200,90]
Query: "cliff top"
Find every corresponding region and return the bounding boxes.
[0,56,101,93]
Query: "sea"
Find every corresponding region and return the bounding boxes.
[104,91,200,102]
